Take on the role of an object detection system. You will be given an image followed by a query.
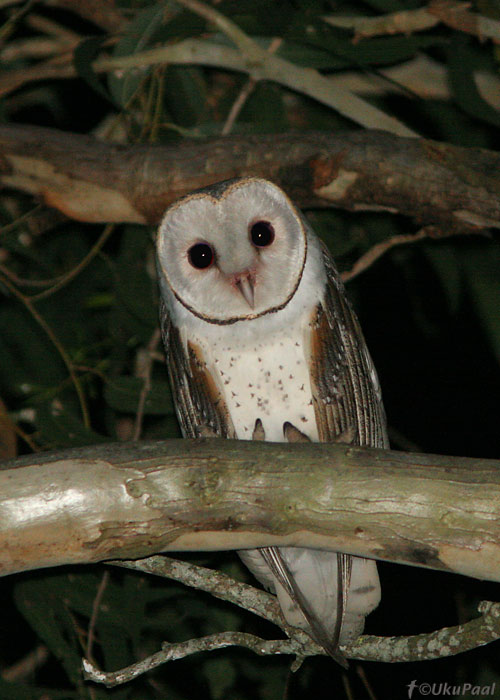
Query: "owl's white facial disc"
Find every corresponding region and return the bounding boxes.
[156,178,307,324]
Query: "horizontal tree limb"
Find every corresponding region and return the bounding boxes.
[2,439,500,582]
[0,125,499,232]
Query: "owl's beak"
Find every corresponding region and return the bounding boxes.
[233,272,255,309]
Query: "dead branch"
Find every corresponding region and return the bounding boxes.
[324,1,500,45]
[0,125,499,233]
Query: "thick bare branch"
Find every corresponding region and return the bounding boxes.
[2,439,500,583]
[0,125,499,233]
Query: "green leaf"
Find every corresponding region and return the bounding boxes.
[109,226,158,345]
[460,239,500,362]
[362,0,420,12]
[275,39,347,69]
[314,32,446,68]
[0,677,76,700]
[108,5,171,107]
[448,37,500,129]
[238,82,287,132]
[14,577,83,686]
[422,241,463,314]
[203,657,237,700]
[36,400,108,448]
[104,375,173,415]
[73,36,117,106]
[163,66,208,127]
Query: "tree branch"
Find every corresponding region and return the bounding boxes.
[0,125,499,233]
[82,553,500,685]
[323,1,500,45]
[2,439,500,583]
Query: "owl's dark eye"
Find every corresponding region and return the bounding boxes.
[188,242,215,270]
[250,220,275,248]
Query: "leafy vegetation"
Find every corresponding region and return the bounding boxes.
[0,0,499,697]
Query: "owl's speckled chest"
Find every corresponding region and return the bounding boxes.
[194,317,319,442]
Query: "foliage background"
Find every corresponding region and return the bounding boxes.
[0,0,500,697]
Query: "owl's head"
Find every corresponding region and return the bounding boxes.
[156,178,307,324]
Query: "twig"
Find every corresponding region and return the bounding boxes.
[357,665,377,700]
[323,5,445,39]
[112,556,283,627]
[26,12,81,43]
[221,37,282,136]
[1,644,49,682]
[324,1,500,45]
[0,22,417,135]
[86,570,110,664]
[0,271,91,428]
[325,55,500,112]
[115,558,500,663]
[174,0,416,137]
[428,0,500,44]
[82,581,500,687]
[29,222,116,301]
[83,632,306,687]
[0,0,37,46]
[132,327,161,441]
[341,229,429,283]
[44,0,126,33]
[1,36,69,62]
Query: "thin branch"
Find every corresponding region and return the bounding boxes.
[26,12,82,43]
[83,632,307,687]
[1,36,69,62]
[82,587,500,687]
[0,271,91,428]
[132,327,161,441]
[221,37,282,136]
[173,0,417,137]
[326,55,500,112]
[113,557,500,664]
[112,556,283,628]
[324,1,500,45]
[323,4,448,39]
[29,222,116,302]
[44,0,126,33]
[86,570,110,664]
[0,17,417,136]
[428,0,500,45]
[1,644,49,682]
[341,229,429,283]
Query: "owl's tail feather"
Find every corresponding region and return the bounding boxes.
[260,546,350,669]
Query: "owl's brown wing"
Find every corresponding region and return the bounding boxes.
[159,300,236,439]
[310,241,388,450]
[305,241,388,656]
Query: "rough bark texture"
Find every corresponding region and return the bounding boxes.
[0,125,499,232]
[2,439,500,581]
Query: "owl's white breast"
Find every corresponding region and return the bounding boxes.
[199,316,319,442]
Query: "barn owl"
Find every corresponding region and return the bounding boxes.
[156,177,388,666]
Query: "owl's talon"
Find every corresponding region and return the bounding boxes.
[334,425,356,445]
[252,418,266,441]
[283,422,311,443]
[196,425,218,438]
